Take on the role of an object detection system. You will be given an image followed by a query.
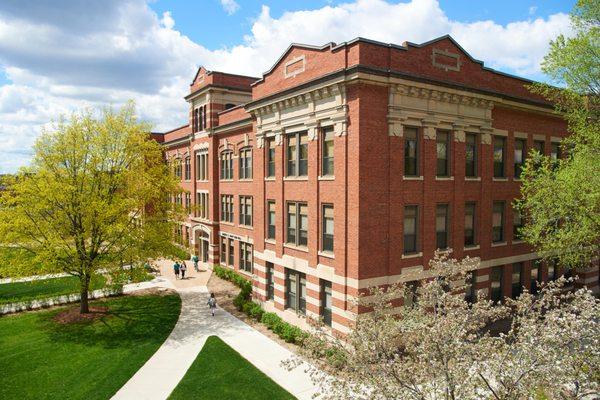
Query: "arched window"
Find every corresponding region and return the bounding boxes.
[239,147,252,179]
[220,150,233,180]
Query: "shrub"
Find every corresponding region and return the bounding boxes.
[248,303,264,321]
[261,312,282,330]
[242,301,254,315]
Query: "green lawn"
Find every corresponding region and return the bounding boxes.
[0,293,181,400]
[169,336,295,400]
[0,275,107,305]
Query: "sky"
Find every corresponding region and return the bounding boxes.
[0,0,576,173]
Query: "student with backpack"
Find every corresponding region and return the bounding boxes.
[180,261,187,279]
[173,261,180,279]
[207,293,217,316]
[192,254,199,272]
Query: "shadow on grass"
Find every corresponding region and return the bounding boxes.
[39,294,182,349]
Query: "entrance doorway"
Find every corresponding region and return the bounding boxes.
[196,230,210,265]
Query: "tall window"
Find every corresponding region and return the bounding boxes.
[550,142,561,160]
[220,195,233,223]
[185,192,191,214]
[266,262,275,300]
[184,156,191,180]
[196,192,209,219]
[513,207,523,241]
[286,131,308,177]
[239,147,252,179]
[322,204,334,252]
[436,131,450,177]
[514,138,526,178]
[286,202,308,247]
[404,281,419,308]
[404,205,418,254]
[493,136,505,178]
[465,133,477,177]
[220,237,227,265]
[174,159,182,179]
[266,138,276,177]
[404,127,419,176]
[267,200,276,239]
[547,259,558,281]
[512,263,523,298]
[531,259,542,294]
[492,201,505,243]
[321,280,332,326]
[490,267,503,302]
[239,196,252,226]
[435,204,449,249]
[464,272,477,303]
[228,239,234,266]
[464,202,476,246]
[286,269,306,314]
[239,242,253,273]
[220,151,233,180]
[195,151,208,181]
[322,126,334,176]
[534,140,545,155]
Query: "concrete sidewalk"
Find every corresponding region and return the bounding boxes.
[111,284,322,400]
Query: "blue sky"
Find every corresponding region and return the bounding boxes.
[0,0,576,173]
[147,0,575,50]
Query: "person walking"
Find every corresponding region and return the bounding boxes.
[192,254,199,272]
[180,260,187,279]
[207,293,217,316]
[173,261,180,280]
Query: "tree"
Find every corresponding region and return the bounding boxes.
[0,103,182,313]
[292,252,600,400]
[517,0,600,268]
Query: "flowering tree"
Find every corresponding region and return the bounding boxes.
[292,252,600,400]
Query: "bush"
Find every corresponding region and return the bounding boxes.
[248,303,264,321]
[261,312,282,330]
[166,243,190,260]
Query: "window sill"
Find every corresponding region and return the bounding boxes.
[264,239,276,245]
[513,178,522,182]
[402,252,422,259]
[239,179,253,182]
[220,221,235,226]
[512,239,525,244]
[196,179,209,183]
[403,176,423,181]
[284,243,309,253]
[238,269,254,279]
[283,176,308,181]
[492,177,508,182]
[435,176,454,181]
[464,245,480,251]
[491,241,507,247]
[239,225,253,230]
[318,175,335,181]
[264,177,276,181]
[465,177,481,181]
[220,179,234,182]
[318,250,335,259]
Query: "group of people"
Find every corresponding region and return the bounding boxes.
[172,257,218,316]
[172,255,202,279]
[172,260,188,279]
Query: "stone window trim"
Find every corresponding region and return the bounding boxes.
[284,55,306,79]
[431,48,462,72]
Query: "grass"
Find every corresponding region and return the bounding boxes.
[0,293,181,400]
[169,336,296,400]
[0,275,108,305]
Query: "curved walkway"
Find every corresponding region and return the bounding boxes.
[111,261,321,400]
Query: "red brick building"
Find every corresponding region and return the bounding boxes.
[160,35,599,334]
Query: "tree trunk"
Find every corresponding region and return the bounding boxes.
[80,274,91,314]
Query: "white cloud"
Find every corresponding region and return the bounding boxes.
[0,0,573,173]
[220,0,240,16]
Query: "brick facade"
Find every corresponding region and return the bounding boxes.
[159,35,599,335]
